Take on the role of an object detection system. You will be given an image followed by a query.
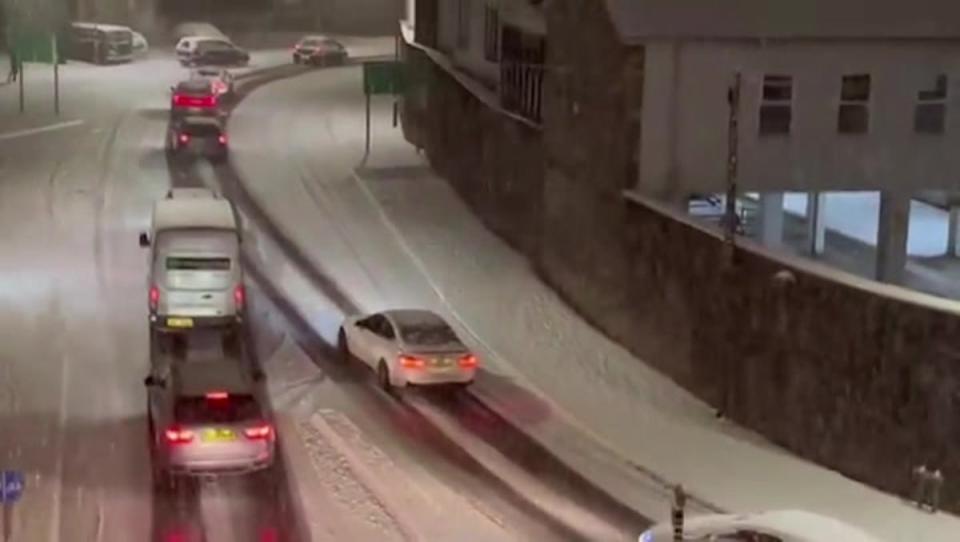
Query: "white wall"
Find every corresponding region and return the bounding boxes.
[639,40,960,196]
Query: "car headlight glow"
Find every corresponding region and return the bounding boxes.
[639,530,654,542]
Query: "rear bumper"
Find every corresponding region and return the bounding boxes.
[150,313,241,332]
[166,453,274,477]
[401,367,475,387]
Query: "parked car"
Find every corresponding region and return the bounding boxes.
[639,510,880,542]
[182,39,249,67]
[131,30,149,57]
[338,309,478,393]
[64,22,134,64]
[172,21,229,44]
[190,66,235,96]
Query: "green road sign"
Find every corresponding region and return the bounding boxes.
[363,61,405,95]
[11,30,61,64]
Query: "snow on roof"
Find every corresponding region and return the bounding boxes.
[679,511,881,542]
[71,22,133,32]
[605,0,960,42]
[384,309,448,329]
[153,196,236,233]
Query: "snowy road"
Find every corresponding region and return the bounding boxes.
[0,41,615,541]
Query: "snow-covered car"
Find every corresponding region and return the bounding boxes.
[639,510,880,542]
[338,309,479,392]
[292,35,348,66]
[131,30,149,57]
[172,21,229,44]
[190,67,235,96]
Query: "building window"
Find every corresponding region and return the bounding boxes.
[838,74,870,134]
[759,75,792,135]
[915,74,947,134]
[457,0,472,50]
[500,25,545,123]
[483,5,500,61]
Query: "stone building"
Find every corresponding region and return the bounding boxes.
[401,0,960,511]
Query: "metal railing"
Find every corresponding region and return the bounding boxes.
[500,60,544,124]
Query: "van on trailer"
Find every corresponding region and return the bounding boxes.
[139,189,243,334]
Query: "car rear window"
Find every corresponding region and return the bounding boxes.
[198,41,233,52]
[166,257,230,271]
[175,394,261,424]
[399,323,460,346]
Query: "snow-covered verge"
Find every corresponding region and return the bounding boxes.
[225,68,960,541]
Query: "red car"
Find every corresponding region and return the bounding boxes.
[292,35,347,66]
[170,79,223,121]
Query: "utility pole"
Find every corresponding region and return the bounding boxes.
[724,72,742,256]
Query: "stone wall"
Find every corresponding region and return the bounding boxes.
[401,43,544,255]
[401,0,960,512]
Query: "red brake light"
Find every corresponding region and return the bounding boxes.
[205,391,229,400]
[234,284,245,310]
[149,285,160,310]
[459,354,479,369]
[178,133,190,144]
[244,423,273,440]
[173,93,217,108]
[399,355,426,369]
[218,134,227,145]
[164,426,194,444]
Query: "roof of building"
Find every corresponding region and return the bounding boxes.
[604,0,960,42]
[153,195,236,233]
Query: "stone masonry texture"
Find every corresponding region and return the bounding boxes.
[400,0,960,512]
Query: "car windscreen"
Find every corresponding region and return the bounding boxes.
[301,39,320,47]
[399,322,460,346]
[175,394,260,424]
[106,30,130,42]
[166,256,230,271]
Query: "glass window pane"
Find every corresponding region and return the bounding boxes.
[838,104,869,133]
[759,104,792,135]
[915,103,946,134]
[841,74,871,101]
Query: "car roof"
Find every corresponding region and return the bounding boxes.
[676,511,880,542]
[153,196,236,232]
[173,361,253,397]
[382,309,450,329]
[71,22,132,32]
[178,116,224,128]
[300,35,331,41]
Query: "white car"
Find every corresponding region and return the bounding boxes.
[338,309,479,392]
[190,67,235,96]
[640,510,880,542]
[131,30,149,57]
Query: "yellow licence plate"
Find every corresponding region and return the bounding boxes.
[167,317,194,328]
[202,428,236,442]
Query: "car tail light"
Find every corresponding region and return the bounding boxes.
[244,423,273,440]
[165,426,194,444]
[149,285,160,311]
[459,354,479,369]
[218,134,227,145]
[205,391,229,400]
[234,284,245,310]
[399,355,426,369]
[178,133,190,144]
[173,93,217,108]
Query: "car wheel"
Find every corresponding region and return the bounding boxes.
[337,329,350,362]
[377,361,394,394]
[292,55,299,64]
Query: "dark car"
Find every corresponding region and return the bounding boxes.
[292,35,347,66]
[145,360,274,489]
[186,39,250,67]
[170,79,223,121]
[166,116,229,162]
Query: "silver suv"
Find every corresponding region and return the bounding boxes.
[145,359,274,488]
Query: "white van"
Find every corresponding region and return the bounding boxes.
[139,189,243,333]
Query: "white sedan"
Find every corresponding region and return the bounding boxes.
[640,510,880,542]
[338,309,478,392]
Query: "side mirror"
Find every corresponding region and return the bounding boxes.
[143,375,165,388]
[139,232,150,247]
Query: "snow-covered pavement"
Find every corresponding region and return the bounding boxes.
[225,63,960,541]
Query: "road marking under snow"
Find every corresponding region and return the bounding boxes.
[0,120,85,142]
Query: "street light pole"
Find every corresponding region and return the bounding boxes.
[724,72,742,254]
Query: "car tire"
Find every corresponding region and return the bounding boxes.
[337,329,350,362]
[377,361,394,394]
[292,55,299,64]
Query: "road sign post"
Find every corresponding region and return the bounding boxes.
[1,470,25,541]
[361,61,406,162]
